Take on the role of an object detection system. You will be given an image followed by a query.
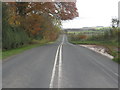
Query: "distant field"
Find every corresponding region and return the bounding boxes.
[67,30,104,35]
[66,27,111,35]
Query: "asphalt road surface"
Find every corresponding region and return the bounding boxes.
[2,35,118,88]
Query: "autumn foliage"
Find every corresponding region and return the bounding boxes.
[2,2,79,50]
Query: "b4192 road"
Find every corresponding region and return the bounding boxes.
[2,35,118,88]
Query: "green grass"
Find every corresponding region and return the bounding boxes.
[2,39,55,60]
[0,50,2,60]
[70,40,102,45]
[68,31,104,35]
[2,44,41,60]
[68,31,96,33]
[70,40,118,46]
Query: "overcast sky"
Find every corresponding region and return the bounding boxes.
[62,0,120,29]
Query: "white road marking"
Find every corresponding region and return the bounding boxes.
[66,36,119,78]
[50,35,118,88]
[58,44,62,88]
[80,45,114,59]
[58,36,64,88]
[49,36,64,88]
[49,44,61,88]
[88,55,118,83]
[62,35,64,44]
[67,42,75,46]
[88,55,118,77]
[115,73,119,76]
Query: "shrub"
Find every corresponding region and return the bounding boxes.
[2,24,30,50]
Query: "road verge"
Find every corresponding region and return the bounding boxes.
[2,40,55,60]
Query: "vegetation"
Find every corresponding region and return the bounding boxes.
[112,18,119,28]
[68,28,120,63]
[2,39,54,59]
[2,2,78,59]
[2,44,40,60]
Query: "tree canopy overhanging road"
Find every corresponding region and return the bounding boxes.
[2,1,119,89]
[3,35,118,88]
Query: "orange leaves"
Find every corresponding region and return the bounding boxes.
[4,2,78,41]
[7,2,79,22]
[6,3,21,26]
[35,27,41,32]
[15,2,78,20]
[8,17,20,26]
[8,11,21,26]
[22,14,44,35]
[79,35,88,40]
[7,2,16,6]
[29,27,41,35]
[31,25,42,35]
[31,30,36,35]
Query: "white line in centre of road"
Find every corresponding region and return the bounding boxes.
[49,44,60,88]
[49,36,64,88]
[58,44,62,88]
[62,35,64,44]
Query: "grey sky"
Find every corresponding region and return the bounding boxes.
[62,0,120,29]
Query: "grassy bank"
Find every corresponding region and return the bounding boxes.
[2,39,54,60]
[68,28,120,63]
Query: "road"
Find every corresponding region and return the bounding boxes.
[2,35,118,88]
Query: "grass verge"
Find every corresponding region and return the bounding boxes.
[2,39,54,60]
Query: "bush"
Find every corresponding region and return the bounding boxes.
[2,24,30,50]
[69,34,87,41]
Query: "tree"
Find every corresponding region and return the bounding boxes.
[7,2,78,37]
[112,18,119,28]
[8,2,79,20]
[2,2,79,49]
